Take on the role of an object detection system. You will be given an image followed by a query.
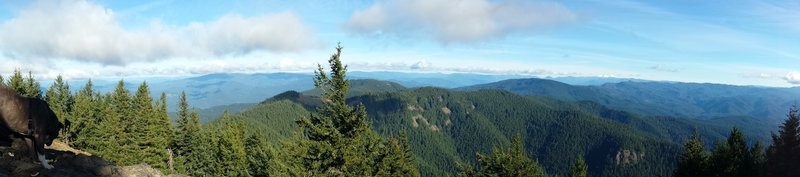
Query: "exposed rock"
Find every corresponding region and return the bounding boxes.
[614,149,645,166]
[1,140,183,177]
[441,107,451,115]
[429,125,440,132]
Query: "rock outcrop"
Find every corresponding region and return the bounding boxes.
[1,140,184,177]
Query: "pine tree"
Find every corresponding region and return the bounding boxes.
[132,82,171,172]
[674,130,709,177]
[24,71,41,99]
[152,92,174,174]
[245,132,272,177]
[71,80,97,148]
[214,110,250,177]
[0,74,4,86]
[171,91,204,175]
[460,134,547,177]
[570,156,588,177]
[767,106,800,177]
[97,80,133,164]
[8,69,26,95]
[709,127,763,177]
[45,75,73,142]
[376,131,420,177]
[295,44,371,175]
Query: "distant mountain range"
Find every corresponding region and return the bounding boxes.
[46,72,644,111]
[460,78,800,124]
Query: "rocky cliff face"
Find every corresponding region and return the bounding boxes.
[614,149,645,166]
[0,140,184,177]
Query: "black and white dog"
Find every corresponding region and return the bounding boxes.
[0,85,63,169]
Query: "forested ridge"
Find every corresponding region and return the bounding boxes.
[1,45,796,177]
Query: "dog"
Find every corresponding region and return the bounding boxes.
[0,85,63,169]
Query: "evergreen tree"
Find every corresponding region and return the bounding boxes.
[24,71,41,99]
[152,92,174,174]
[767,106,800,177]
[570,156,588,177]
[709,128,763,177]
[171,91,204,175]
[376,131,420,177]
[293,44,372,176]
[0,74,4,86]
[459,134,546,177]
[71,80,97,148]
[278,44,420,176]
[214,110,250,177]
[45,75,73,141]
[97,80,133,164]
[245,132,272,177]
[7,69,26,95]
[133,82,170,172]
[674,130,709,177]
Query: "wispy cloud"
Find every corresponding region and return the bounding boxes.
[0,0,318,66]
[345,0,577,43]
[648,64,679,72]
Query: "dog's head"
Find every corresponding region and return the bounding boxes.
[30,99,63,146]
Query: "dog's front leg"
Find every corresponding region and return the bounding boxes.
[27,137,53,169]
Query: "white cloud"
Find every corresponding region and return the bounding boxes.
[345,0,577,43]
[785,72,800,84]
[648,64,679,72]
[0,0,318,65]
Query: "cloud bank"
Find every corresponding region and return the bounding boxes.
[0,0,318,65]
[346,0,577,43]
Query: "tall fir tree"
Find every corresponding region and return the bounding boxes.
[132,82,171,172]
[674,130,709,177]
[96,80,134,164]
[45,75,74,142]
[277,44,419,176]
[570,156,588,177]
[71,80,98,148]
[171,91,204,175]
[214,110,250,177]
[152,92,174,174]
[24,71,41,99]
[767,106,800,177]
[8,69,26,95]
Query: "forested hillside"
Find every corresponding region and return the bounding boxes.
[461,78,800,124]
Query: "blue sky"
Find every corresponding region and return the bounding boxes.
[0,0,798,87]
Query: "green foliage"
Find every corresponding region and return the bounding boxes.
[708,128,765,177]
[673,131,709,177]
[459,134,547,177]
[275,44,419,176]
[45,75,73,141]
[245,132,272,177]
[171,91,205,175]
[7,69,34,97]
[766,106,800,177]
[570,156,588,177]
[94,80,134,164]
[212,110,250,177]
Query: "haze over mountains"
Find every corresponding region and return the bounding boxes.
[40,71,661,110]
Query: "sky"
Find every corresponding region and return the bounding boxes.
[0,0,799,87]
